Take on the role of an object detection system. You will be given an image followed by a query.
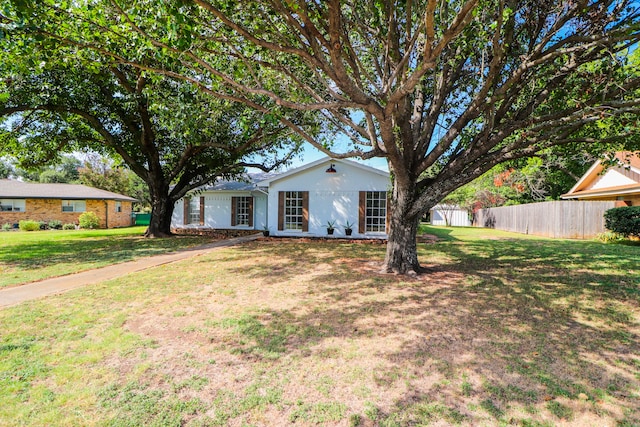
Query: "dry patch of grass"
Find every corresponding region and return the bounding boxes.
[0,227,638,426]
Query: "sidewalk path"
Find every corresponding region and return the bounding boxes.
[0,233,261,309]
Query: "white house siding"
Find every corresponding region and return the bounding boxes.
[591,168,637,190]
[172,199,184,226]
[253,193,269,229]
[172,192,267,230]
[266,160,390,237]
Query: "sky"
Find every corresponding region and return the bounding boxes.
[286,142,389,172]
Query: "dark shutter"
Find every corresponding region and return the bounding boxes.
[248,197,254,227]
[302,191,309,232]
[358,191,366,234]
[278,192,284,231]
[183,197,190,225]
[386,194,391,233]
[199,196,205,226]
[231,196,237,226]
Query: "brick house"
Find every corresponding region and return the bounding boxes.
[0,180,137,228]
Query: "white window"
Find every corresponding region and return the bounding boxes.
[115,201,122,213]
[284,191,304,230]
[235,197,250,226]
[0,199,26,212]
[189,198,200,224]
[365,191,387,232]
[62,200,86,213]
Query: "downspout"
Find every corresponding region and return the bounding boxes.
[104,200,109,229]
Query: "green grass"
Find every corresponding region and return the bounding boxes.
[0,226,638,426]
[0,227,216,288]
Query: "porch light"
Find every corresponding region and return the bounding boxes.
[325,163,337,173]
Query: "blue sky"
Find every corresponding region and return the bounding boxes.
[286,142,389,172]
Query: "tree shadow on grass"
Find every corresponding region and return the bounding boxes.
[217,237,639,425]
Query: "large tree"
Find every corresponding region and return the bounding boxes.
[0,51,308,236]
[78,154,152,208]
[0,159,13,179]
[4,0,640,271]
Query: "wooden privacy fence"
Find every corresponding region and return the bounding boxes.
[474,201,617,239]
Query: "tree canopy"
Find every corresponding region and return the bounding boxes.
[78,154,151,209]
[0,158,13,179]
[0,29,311,236]
[3,0,640,271]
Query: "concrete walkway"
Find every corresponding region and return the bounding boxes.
[0,233,261,309]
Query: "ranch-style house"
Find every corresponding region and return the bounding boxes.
[0,179,136,228]
[171,158,391,238]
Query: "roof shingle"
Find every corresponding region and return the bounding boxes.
[0,180,137,201]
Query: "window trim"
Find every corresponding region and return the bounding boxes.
[277,191,308,232]
[183,196,205,225]
[285,191,303,230]
[231,196,253,227]
[0,199,26,212]
[61,200,86,213]
[359,191,388,233]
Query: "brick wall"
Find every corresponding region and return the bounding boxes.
[0,199,134,228]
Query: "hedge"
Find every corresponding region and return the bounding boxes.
[604,206,640,237]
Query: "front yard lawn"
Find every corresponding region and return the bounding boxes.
[0,227,218,288]
[0,226,638,426]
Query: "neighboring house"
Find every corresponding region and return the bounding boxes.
[430,204,471,227]
[561,151,640,206]
[0,180,136,228]
[172,158,391,238]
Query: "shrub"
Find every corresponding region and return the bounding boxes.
[604,206,640,237]
[63,223,76,230]
[48,220,63,230]
[19,220,41,231]
[38,221,49,230]
[78,211,100,229]
[596,231,625,244]
[2,223,11,231]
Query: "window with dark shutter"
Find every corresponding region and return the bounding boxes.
[358,191,365,234]
[232,196,252,226]
[359,191,387,233]
[279,191,308,231]
[278,192,284,231]
[199,196,205,226]
[301,191,309,232]
[183,197,190,225]
[231,196,237,226]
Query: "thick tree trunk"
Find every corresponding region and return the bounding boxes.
[145,183,174,238]
[383,179,423,275]
[384,213,421,274]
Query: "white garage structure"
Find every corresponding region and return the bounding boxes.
[430,204,472,227]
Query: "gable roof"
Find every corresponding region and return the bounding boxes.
[198,172,276,192]
[256,157,389,186]
[561,152,640,199]
[0,180,138,201]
